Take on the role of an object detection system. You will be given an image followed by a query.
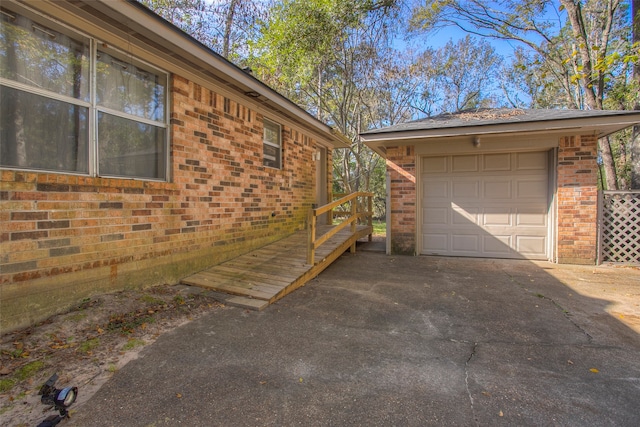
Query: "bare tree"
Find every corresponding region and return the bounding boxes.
[633,0,640,189]
[412,0,634,189]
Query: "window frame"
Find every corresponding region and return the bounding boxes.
[94,45,169,181]
[0,5,170,182]
[262,118,282,170]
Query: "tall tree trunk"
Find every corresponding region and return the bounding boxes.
[560,0,601,110]
[222,0,238,58]
[632,0,640,189]
[600,136,619,190]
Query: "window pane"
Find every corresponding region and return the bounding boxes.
[96,51,165,121]
[263,119,281,169]
[264,120,280,145]
[0,86,88,173]
[0,10,90,101]
[263,144,281,169]
[98,112,166,180]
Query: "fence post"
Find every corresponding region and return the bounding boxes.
[367,194,373,242]
[307,207,316,265]
[597,190,603,265]
[350,196,357,253]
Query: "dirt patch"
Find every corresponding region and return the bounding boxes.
[0,284,221,427]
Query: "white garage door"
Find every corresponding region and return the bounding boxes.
[421,152,549,259]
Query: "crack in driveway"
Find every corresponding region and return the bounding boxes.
[464,341,479,427]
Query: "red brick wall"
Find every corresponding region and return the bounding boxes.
[556,134,599,264]
[386,146,416,255]
[0,74,320,332]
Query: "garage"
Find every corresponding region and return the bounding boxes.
[361,108,640,263]
[420,151,550,259]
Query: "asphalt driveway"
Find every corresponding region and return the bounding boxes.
[67,252,640,426]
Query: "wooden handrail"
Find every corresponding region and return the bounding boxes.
[307,192,374,265]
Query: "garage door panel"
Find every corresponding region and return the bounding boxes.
[483,235,513,255]
[423,234,448,253]
[483,209,512,226]
[421,152,549,260]
[516,179,547,199]
[424,208,449,225]
[423,156,448,173]
[452,206,478,225]
[516,151,547,170]
[452,234,479,252]
[452,155,478,172]
[452,180,479,198]
[516,210,547,226]
[484,180,512,199]
[483,153,511,171]
[424,180,449,198]
[516,236,546,256]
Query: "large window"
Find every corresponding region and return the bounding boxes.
[0,7,168,180]
[263,118,281,169]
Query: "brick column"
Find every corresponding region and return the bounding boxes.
[556,134,599,264]
[387,146,416,255]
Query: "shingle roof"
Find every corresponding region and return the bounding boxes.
[361,108,640,135]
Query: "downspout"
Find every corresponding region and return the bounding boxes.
[596,190,603,265]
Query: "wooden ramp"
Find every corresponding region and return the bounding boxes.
[181,224,372,310]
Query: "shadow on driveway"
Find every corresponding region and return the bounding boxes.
[68,253,640,426]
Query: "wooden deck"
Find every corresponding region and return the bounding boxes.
[181,224,372,310]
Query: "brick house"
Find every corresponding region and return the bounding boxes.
[361,108,640,264]
[0,0,349,332]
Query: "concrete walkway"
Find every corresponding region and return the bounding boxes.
[68,253,640,426]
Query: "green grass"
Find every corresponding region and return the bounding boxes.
[67,312,88,322]
[0,360,46,394]
[140,295,166,306]
[0,378,16,393]
[14,361,45,381]
[122,338,145,351]
[78,337,100,354]
[372,220,386,236]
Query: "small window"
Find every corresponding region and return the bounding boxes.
[263,118,281,169]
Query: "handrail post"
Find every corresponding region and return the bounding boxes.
[307,207,316,265]
[350,196,357,253]
[367,194,373,242]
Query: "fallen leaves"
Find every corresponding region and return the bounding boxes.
[0,285,222,426]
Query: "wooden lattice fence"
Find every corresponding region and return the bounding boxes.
[598,191,640,264]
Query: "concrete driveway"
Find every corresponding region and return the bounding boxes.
[68,253,640,426]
